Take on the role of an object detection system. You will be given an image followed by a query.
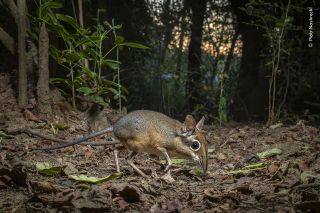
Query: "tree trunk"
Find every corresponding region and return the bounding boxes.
[37,23,52,115]
[186,0,207,112]
[223,28,239,75]
[17,0,27,108]
[230,0,268,121]
[176,0,188,75]
[78,0,89,69]
[159,0,175,64]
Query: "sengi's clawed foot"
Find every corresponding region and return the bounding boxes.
[161,170,175,183]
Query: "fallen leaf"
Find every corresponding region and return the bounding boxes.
[0,164,27,186]
[295,201,320,213]
[235,184,253,194]
[111,183,142,203]
[36,191,74,206]
[216,153,227,160]
[298,160,310,172]
[149,203,161,213]
[167,199,183,212]
[35,162,63,176]
[208,148,215,153]
[83,146,94,158]
[53,122,69,130]
[226,162,268,175]
[30,180,71,193]
[244,162,268,170]
[23,109,39,121]
[270,123,283,129]
[113,197,129,210]
[300,171,319,184]
[160,158,184,165]
[267,161,280,175]
[194,168,203,176]
[257,148,282,159]
[68,173,122,183]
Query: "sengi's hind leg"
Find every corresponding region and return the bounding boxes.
[127,152,148,177]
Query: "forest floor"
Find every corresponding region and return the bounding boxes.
[1,73,320,213]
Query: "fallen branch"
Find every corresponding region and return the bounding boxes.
[292,183,320,190]
[0,130,15,139]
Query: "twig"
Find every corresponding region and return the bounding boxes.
[292,183,320,190]
[220,138,231,147]
[267,0,291,126]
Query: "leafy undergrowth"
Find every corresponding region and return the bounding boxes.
[1,76,320,212]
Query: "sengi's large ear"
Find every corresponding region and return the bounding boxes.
[195,116,205,131]
[183,115,197,131]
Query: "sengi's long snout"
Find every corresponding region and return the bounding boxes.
[193,152,208,175]
[199,153,208,175]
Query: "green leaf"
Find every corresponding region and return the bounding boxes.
[120,95,127,102]
[256,148,282,159]
[115,36,125,45]
[53,122,69,130]
[103,80,128,94]
[120,42,149,49]
[87,48,100,61]
[49,46,62,62]
[41,1,63,10]
[76,36,102,47]
[68,173,122,183]
[40,1,62,17]
[64,51,81,62]
[113,24,122,29]
[91,95,109,106]
[300,171,319,184]
[77,87,94,95]
[103,79,120,87]
[160,158,184,165]
[50,77,69,85]
[243,162,268,169]
[108,87,119,95]
[194,168,203,176]
[35,162,63,176]
[47,22,65,35]
[56,14,79,29]
[82,67,98,79]
[120,85,129,94]
[27,30,38,42]
[101,59,120,70]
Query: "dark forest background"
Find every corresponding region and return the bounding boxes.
[0,0,319,125]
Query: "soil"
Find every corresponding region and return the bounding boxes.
[1,73,320,213]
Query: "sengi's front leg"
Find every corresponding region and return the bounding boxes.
[160,150,175,182]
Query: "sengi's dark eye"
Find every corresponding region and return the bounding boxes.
[190,140,201,151]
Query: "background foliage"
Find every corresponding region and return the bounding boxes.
[0,0,319,124]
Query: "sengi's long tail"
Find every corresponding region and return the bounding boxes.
[32,127,113,151]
